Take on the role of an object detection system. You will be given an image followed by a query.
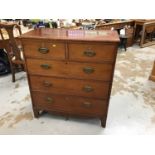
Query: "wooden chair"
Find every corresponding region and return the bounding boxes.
[0,22,25,82]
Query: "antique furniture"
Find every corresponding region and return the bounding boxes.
[95,20,134,47]
[95,20,134,30]
[20,29,119,127]
[133,20,155,47]
[125,27,134,47]
[133,20,146,42]
[0,22,25,82]
[149,61,155,82]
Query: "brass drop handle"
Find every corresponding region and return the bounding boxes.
[83,67,94,74]
[84,50,96,57]
[38,47,49,54]
[40,64,51,69]
[83,85,94,92]
[43,81,53,87]
[46,97,54,104]
[83,102,92,108]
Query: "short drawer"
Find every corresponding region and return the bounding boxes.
[32,91,107,116]
[29,75,111,99]
[26,59,113,81]
[23,40,65,60]
[68,43,117,62]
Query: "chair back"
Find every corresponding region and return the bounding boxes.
[0,22,22,61]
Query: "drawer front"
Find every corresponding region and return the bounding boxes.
[68,43,116,62]
[32,91,107,116]
[26,59,113,81]
[29,75,110,99]
[23,40,65,60]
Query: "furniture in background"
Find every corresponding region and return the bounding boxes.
[20,29,119,127]
[133,20,145,42]
[133,20,155,47]
[140,21,155,47]
[0,22,25,82]
[95,20,134,47]
[81,22,95,30]
[145,25,155,41]
[149,61,155,82]
[97,26,129,51]
[125,26,134,47]
[95,20,134,30]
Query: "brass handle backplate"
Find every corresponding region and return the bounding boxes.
[43,81,53,87]
[83,85,94,92]
[84,50,96,57]
[45,97,54,104]
[83,67,94,74]
[83,102,92,108]
[40,64,51,69]
[38,47,49,54]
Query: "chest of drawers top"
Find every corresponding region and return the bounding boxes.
[20,28,120,42]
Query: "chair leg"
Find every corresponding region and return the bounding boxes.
[124,43,127,51]
[10,64,15,82]
[12,68,15,82]
[151,33,153,41]
[22,64,25,71]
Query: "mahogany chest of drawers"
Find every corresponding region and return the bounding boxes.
[20,29,119,127]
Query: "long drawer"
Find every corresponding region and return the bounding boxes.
[68,43,116,62]
[23,40,65,60]
[29,75,110,99]
[32,91,107,116]
[26,59,113,81]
